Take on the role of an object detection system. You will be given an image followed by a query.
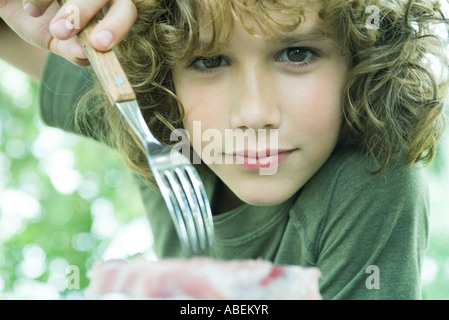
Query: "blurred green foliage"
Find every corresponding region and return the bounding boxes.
[421,137,449,299]
[0,60,448,299]
[0,61,150,298]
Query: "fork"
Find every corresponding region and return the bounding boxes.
[115,101,214,254]
[58,1,214,254]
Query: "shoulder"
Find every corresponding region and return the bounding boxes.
[292,145,429,236]
[297,145,428,213]
[289,146,429,299]
[310,145,430,243]
[40,53,93,133]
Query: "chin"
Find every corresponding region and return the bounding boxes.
[234,184,299,206]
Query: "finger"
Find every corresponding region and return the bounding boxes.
[89,0,137,51]
[49,0,109,40]
[1,0,88,65]
[68,38,89,66]
[1,0,57,49]
[22,0,53,17]
[48,35,89,66]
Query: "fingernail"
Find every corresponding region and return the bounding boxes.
[23,2,42,17]
[93,30,114,50]
[50,18,75,39]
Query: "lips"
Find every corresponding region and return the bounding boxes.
[229,149,295,170]
[234,149,279,158]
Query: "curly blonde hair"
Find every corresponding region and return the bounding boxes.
[76,0,449,184]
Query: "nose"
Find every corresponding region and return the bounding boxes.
[230,66,281,130]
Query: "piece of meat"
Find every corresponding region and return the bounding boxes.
[84,257,322,299]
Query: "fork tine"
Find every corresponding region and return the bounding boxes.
[153,171,191,254]
[184,166,214,248]
[174,167,207,250]
[164,170,199,253]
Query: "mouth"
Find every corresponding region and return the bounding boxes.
[226,149,296,171]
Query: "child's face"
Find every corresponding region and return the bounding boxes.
[172,6,349,206]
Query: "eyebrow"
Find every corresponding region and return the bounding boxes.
[194,28,334,55]
[275,29,334,44]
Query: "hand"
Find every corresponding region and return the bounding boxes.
[0,0,137,66]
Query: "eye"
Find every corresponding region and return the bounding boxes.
[191,55,229,70]
[277,47,315,64]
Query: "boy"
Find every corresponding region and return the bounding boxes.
[1,0,448,299]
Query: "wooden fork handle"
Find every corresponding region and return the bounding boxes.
[57,0,136,104]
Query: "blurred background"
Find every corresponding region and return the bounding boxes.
[1,53,449,298]
[0,61,156,299]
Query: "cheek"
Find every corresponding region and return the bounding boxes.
[175,84,227,157]
[303,90,342,130]
[176,83,219,124]
[177,92,235,156]
[283,76,344,149]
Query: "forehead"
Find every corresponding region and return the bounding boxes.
[196,0,331,46]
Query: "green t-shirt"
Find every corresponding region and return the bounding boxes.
[40,54,429,300]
